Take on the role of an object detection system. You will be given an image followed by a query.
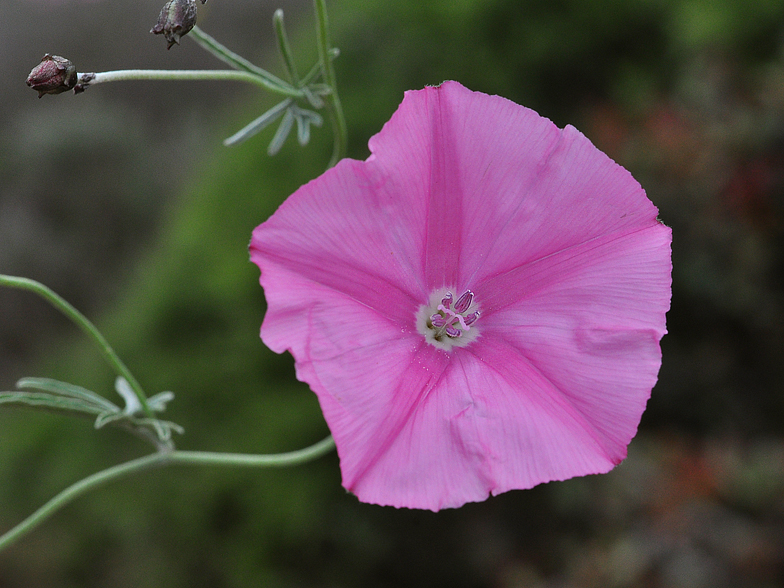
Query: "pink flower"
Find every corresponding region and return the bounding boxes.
[250,81,672,511]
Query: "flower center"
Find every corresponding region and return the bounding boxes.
[416,288,481,351]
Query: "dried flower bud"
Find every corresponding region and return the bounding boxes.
[151,0,199,49]
[26,54,78,98]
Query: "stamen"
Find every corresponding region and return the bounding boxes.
[440,292,453,310]
[454,290,473,313]
[464,311,480,326]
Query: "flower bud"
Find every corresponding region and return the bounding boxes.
[151,0,199,49]
[26,54,78,98]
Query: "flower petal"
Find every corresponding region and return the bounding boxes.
[379,82,661,294]
[367,81,564,290]
[478,222,673,322]
[251,158,426,327]
[341,340,625,510]
[479,224,672,452]
[460,123,661,289]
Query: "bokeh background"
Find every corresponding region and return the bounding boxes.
[2,0,784,586]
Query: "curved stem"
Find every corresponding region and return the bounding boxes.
[314,0,347,167]
[0,275,153,419]
[0,436,334,552]
[84,69,303,98]
[0,453,165,551]
[169,435,335,468]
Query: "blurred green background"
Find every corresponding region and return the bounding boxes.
[2,0,784,586]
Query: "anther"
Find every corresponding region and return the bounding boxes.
[454,290,474,313]
[440,292,453,310]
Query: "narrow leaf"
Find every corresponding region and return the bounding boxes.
[16,377,118,412]
[299,108,323,127]
[115,376,143,415]
[95,411,125,429]
[0,391,106,416]
[302,86,324,109]
[273,9,300,84]
[223,99,293,147]
[148,391,175,412]
[295,113,311,146]
[267,108,295,156]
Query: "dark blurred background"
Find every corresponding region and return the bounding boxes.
[1,0,784,586]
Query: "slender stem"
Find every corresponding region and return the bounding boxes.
[314,0,336,96]
[314,0,347,167]
[83,69,303,98]
[0,436,334,552]
[188,26,296,95]
[0,453,164,551]
[169,435,335,468]
[0,275,153,419]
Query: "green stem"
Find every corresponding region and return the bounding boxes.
[189,26,296,95]
[0,275,153,419]
[314,0,347,167]
[84,69,303,98]
[0,436,335,552]
[168,435,335,468]
[0,453,163,551]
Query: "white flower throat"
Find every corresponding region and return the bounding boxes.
[416,288,481,351]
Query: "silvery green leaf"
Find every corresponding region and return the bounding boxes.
[295,112,311,146]
[309,83,331,96]
[133,418,184,441]
[302,86,324,109]
[0,391,106,416]
[267,108,295,156]
[94,410,126,429]
[273,9,300,85]
[115,376,143,415]
[223,98,293,147]
[296,107,323,126]
[3,376,183,446]
[148,391,175,412]
[16,377,118,412]
[291,107,322,146]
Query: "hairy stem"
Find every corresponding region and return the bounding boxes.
[82,69,304,97]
